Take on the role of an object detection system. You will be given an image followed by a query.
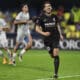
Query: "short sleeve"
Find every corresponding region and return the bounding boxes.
[15,12,22,20]
[36,17,42,26]
[55,15,60,23]
[2,19,7,26]
[27,13,30,20]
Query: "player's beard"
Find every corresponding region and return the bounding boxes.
[45,8,52,16]
[45,11,52,16]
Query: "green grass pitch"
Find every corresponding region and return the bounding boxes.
[0,50,80,80]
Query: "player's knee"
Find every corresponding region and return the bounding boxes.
[49,50,54,58]
[53,49,59,57]
[14,43,19,49]
[14,46,18,52]
[28,41,32,47]
[25,42,32,50]
[29,39,32,45]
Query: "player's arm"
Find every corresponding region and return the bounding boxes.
[36,25,50,36]
[0,27,10,31]
[14,12,29,25]
[13,20,28,24]
[1,24,10,31]
[0,27,2,29]
[14,19,33,25]
[57,23,64,40]
[35,17,50,36]
[0,19,10,31]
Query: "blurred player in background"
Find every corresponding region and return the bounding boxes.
[36,2,63,79]
[0,11,12,64]
[12,4,32,65]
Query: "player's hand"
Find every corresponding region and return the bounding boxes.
[0,27,2,31]
[43,32,51,36]
[3,28,10,31]
[27,20,33,24]
[23,20,28,23]
[60,35,64,41]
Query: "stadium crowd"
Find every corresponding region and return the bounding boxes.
[0,5,80,39]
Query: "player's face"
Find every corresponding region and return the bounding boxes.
[22,5,29,12]
[43,3,52,14]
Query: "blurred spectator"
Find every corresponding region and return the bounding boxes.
[56,6,65,35]
[71,6,80,23]
[0,11,5,19]
[57,6,64,21]
[70,6,80,30]
[4,11,12,23]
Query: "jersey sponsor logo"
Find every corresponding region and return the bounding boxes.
[45,22,55,27]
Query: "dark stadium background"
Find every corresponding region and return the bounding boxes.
[0,0,80,11]
[0,0,80,16]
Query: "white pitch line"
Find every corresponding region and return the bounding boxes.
[36,74,80,80]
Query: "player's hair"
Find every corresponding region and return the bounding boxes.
[20,3,28,9]
[42,1,51,10]
[40,1,52,15]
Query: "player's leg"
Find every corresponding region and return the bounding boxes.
[53,48,60,79]
[48,48,59,79]
[3,39,11,60]
[19,34,32,61]
[0,36,7,64]
[0,50,4,58]
[13,42,19,59]
[46,41,60,79]
[1,33,12,64]
[0,50,6,64]
[51,40,60,79]
[12,31,24,64]
[4,47,13,64]
[12,41,20,65]
[24,34,32,50]
[0,37,4,58]
[2,56,7,64]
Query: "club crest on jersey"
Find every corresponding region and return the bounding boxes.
[43,19,47,22]
[53,18,56,21]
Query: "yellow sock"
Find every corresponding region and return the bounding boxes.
[3,57,7,64]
